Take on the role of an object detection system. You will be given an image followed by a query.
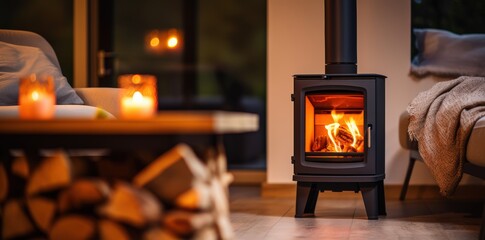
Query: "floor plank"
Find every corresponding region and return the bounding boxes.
[229,186,482,240]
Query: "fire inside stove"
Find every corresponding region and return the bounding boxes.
[305,92,365,162]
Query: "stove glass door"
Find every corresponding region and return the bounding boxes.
[305,91,365,162]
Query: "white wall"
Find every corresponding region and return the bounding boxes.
[267,0,450,185]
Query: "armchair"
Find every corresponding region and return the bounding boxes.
[398,75,485,240]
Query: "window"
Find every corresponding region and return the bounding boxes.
[110,0,267,169]
[411,0,485,58]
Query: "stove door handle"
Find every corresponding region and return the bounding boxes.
[367,125,372,149]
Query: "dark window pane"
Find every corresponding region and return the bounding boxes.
[411,0,485,58]
[0,0,74,84]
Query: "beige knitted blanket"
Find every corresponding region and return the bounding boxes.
[407,76,485,196]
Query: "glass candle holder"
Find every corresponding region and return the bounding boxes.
[19,74,55,119]
[118,74,157,119]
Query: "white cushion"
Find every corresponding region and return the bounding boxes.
[411,28,485,77]
[0,105,115,119]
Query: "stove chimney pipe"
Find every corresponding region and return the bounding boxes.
[325,0,357,74]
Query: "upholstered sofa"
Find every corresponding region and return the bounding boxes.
[399,103,485,240]
[399,110,485,198]
[0,29,120,118]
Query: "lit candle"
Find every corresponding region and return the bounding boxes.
[119,74,157,119]
[19,74,55,119]
[121,91,155,119]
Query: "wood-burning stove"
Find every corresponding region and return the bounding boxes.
[292,0,386,219]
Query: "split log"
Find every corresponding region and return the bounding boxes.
[336,126,354,145]
[162,210,214,237]
[49,215,95,240]
[174,181,212,210]
[325,136,338,152]
[356,137,364,152]
[215,216,233,240]
[58,179,110,213]
[193,226,218,240]
[133,144,210,203]
[205,144,230,179]
[26,197,56,233]
[210,178,234,240]
[98,182,161,228]
[98,219,130,240]
[11,156,29,179]
[26,150,72,196]
[214,143,228,177]
[311,136,327,152]
[2,199,35,239]
[0,163,7,202]
[143,228,179,240]
[70,156,98,179]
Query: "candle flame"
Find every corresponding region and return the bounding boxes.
[31,91,39,101]
[132,91,144,103]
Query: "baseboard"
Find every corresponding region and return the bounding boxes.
[229,170,266,185]
[261,183,485,200]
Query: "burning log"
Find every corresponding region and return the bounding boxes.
[313,126,364,153]
[2,199,35,239]
[26,150,72,196]
[311,136,327,152]
[356,138,364,152]
[26,197,56,233]
[49,215,96,240]
[336,126,354,145]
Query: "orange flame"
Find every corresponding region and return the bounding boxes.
[325,110,362,152]
[345,117,362,148]
[325,122,341,152]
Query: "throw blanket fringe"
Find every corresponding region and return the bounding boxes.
[407,76,485,196]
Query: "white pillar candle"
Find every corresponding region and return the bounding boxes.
[120,91,155,119]
[118,74,157,119]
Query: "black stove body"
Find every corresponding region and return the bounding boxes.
[292,0,386,219]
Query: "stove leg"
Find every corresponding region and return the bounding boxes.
[360,182,379,220]
[377,180,387,216]
[295,182,319,218]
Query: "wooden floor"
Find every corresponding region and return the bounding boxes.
[228,186,483,240]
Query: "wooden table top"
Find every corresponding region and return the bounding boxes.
[0,111,259,135]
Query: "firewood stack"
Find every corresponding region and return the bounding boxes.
[0,143,234,239]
